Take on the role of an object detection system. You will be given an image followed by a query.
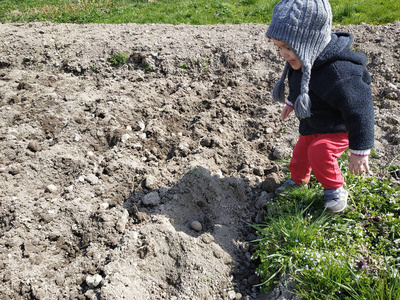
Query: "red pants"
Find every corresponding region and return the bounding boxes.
[289,132,349,190]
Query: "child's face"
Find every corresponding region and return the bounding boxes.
[271,38,303,70]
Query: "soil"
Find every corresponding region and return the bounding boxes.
[0,21,399,300]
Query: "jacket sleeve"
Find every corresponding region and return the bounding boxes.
[326,62,374,150]
[322,64,374,151]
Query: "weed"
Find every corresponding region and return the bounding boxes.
[350,45,363,51]
[108,52,127,67]
[91,64,98,72]
[141,62,153,73]
[192,56,210,74]
[369,148,378,158]
[62,57,70,66]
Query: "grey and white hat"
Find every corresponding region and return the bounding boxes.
[266,0,332,119]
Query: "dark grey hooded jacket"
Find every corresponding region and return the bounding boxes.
[288,32,374,151]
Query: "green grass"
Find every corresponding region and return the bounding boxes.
[251,152,400,299]
[0,0,399,25]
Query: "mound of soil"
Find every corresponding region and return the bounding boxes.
[0,21,399,300]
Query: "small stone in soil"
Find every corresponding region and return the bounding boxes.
[46,184,58,193]
[86,274,102,288]
[190,220,202,232]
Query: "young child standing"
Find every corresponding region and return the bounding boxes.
[267,0,375,212]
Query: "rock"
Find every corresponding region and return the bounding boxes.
[200,136,213,147]
[74,134,81,142]
[55,275,65,286]
[116,209,129,233]
[31,287,46,299]
[227,290,236,299]
[384,83,400,99]
[246,233,257,242]
[245,252,252,262]
[261,173,280,192]
[142,191,161,206]
[40,211,55,223]
[272,146,290,160]
[27,141,40,152]
[85,174,99,185]
[121,133,131,143]
[256,191,269,209]
[45,184,58,193]
[247,274,259,286]
[201,233,214,244]
[2,270,11,282]
[86,274,102,288]
[261,279,301,300]
[84,289,95,298]
[190,220,202,232]
[132,143,142,149]
[8,166,20,175]
[158,187,169,201]
[144,174,158,190]
[135,120,146,131]
[98,202,109,210]
[253,166,264,176]
[136,211,148,223]
[224,256,233,265]
[213,249,224,258]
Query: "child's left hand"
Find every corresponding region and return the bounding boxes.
[281,105,294,121]
[349,154,370,175]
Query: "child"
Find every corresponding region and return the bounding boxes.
[267,0,374,212]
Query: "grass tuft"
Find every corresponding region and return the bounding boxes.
[108,51,128,67]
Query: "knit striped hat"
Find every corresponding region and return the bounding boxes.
[266,0,332,119]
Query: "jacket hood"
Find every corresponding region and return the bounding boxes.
[313,32,367,69]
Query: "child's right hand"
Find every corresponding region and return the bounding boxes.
[349,154,370,175]
[281,105,294,121]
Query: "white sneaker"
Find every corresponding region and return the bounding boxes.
[324,187,348,213]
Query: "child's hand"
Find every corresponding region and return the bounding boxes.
[349,154,370,175]
[281,105,294,121]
